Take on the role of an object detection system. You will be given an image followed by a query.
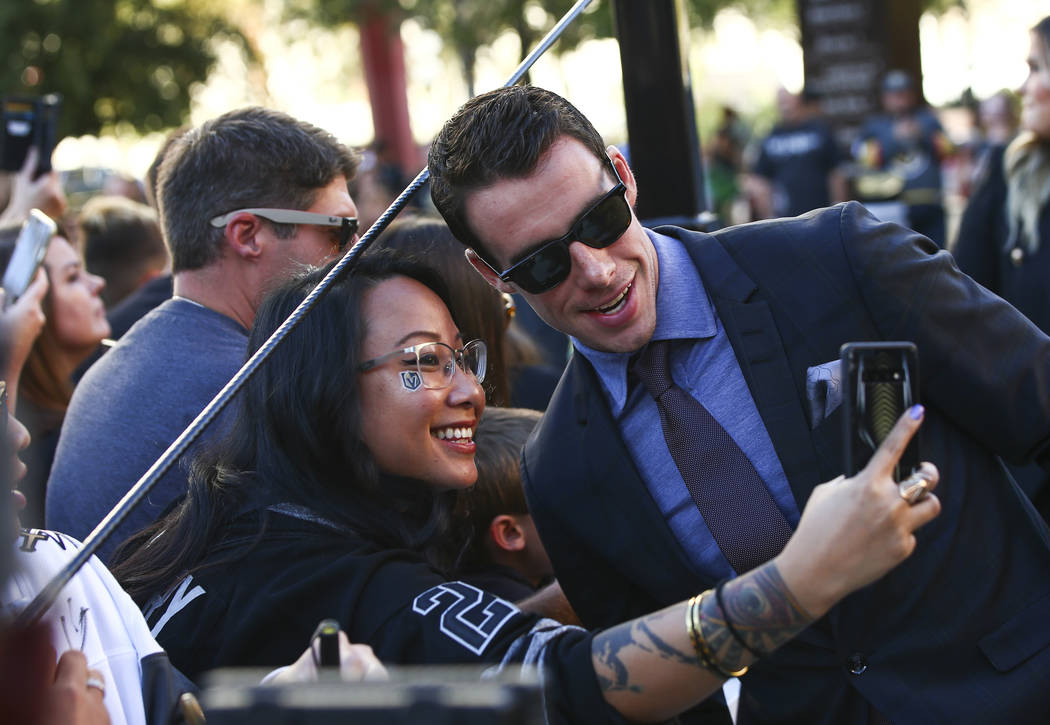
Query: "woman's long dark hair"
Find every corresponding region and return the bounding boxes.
[112,250,465,603]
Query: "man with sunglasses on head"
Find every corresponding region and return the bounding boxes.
[428,86,1050,724]
[46,107,360,562]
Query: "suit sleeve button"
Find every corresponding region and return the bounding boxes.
[846,653,868,675]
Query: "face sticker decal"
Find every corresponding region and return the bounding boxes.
[400,370,423,391]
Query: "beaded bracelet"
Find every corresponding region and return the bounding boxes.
[715,579,764,659]
[686,590,749,678]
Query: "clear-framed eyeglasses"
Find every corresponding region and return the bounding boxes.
[358,340,487,390]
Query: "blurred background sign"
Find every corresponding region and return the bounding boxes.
[799,0,923,149]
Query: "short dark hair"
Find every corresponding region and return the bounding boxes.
[428,86,608,262]
[145,125,191,211]
[458,406,542,565]
[158,107,359,273]
[78,196,168,308]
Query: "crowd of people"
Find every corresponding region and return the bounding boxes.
[0,12,1049,725]
[714,59,1030,257]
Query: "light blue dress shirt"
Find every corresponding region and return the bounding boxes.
[573,229,801,579]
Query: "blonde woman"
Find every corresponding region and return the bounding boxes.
[954,15,1050,519]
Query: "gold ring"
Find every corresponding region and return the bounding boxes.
[899,471,930,504]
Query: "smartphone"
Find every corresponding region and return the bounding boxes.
[2,209,55,305]
[840,341,920,481]
[0,94,62,178]
[311,618,340,668]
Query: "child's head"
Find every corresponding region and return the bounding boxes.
[462,407,552,588]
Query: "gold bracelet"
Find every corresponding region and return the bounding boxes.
[689,590,749,678]
[686,591,721,673]
[686,594,704,660]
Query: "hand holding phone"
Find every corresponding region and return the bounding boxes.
[1,95,61,178]
[312,618,341,669]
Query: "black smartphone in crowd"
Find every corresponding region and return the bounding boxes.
[841,341,920,481]
[2,208,55,306]
[0,94,62,178]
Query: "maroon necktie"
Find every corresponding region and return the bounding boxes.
[632,339,793,573]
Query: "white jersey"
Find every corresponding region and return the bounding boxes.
[2,528,178,725]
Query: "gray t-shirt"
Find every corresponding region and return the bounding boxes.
[46,298,248,562]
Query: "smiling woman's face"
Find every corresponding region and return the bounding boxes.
[1020,30,1050,140]
[356,275,485,491]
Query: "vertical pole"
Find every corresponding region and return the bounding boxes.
[359,9,421,174]
[799,0,924,150]
[612,0,711,228]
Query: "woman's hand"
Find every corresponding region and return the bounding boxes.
[776,405,941,619]
[0,269,49,409]
[0,147,67,226]
[40,650,111,725]
[267,630,389,684]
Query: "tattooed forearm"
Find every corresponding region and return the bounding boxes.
[700,562,813,672]
[592,605,695,694]
[593,622,645,693]
[590,564,816,718]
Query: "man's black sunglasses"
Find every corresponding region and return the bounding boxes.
[209,208,360,252]
[494,160,632,294]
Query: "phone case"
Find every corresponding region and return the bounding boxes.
[840,341,920,480]
[2,209,55,303]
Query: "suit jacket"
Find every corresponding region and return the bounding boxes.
[522,202,1050,724]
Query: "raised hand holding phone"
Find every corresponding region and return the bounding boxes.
[777,406,940,618]
[0,149,67,227]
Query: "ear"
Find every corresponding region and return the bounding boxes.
[222,212,266,261]
[465,247,518,294]
[607,144,638,208]
[488,514,527,553]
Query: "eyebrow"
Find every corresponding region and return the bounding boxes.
[509,169,616,266]
[395,330,464,347]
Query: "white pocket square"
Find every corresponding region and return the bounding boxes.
[805,359,843,428]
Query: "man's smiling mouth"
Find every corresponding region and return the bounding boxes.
[592,283,631,315]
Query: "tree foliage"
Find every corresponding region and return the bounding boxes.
[298,0,801,95]
[292,0,612,97]
[684,0,796,28]
[0,0,241,137]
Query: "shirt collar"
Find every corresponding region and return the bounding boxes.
[573,228,717,415]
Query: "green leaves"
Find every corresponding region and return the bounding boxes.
[0,0,239,136]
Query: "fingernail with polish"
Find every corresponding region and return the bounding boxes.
[909,404,924,420]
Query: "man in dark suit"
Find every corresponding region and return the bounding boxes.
[427,86,1050,724]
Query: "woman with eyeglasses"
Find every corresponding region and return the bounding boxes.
[111,250,940,723]
[375,215,564,411]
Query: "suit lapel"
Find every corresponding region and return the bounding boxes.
[672,227,826,509]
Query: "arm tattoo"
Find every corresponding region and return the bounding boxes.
[590,562,812,696]
[592,605,695,693]
[699,562,812,672]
